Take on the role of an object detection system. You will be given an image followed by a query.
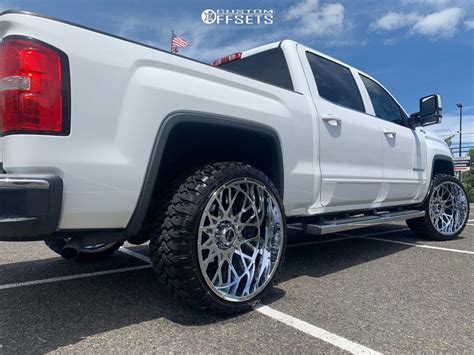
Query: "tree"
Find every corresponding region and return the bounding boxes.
[461,149,474,202]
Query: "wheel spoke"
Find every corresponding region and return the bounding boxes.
[429,181,468,236]
[197,177,284,302]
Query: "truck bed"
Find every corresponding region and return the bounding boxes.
[0,11,315,230]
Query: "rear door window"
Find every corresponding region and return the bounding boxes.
[220,47,294,90]
[306,52,365,112]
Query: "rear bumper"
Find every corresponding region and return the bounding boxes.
[0,174,62,240]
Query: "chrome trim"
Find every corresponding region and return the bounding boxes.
[0,177,50,190]
[304,210,425,235]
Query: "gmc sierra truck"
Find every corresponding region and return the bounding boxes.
[0,11,469,313]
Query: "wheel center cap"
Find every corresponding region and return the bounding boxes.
[215,221,237,249]
[433,201,443,214]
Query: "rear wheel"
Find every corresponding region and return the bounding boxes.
[149,162,286,314]
[407,174,469,240]
[45,239,123,260]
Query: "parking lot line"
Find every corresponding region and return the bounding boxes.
[274,225,473,251]
[286,227,409,248]
[255,305,380,355]
[332,228,474,255]
[0,246,381,354]
[0,264,152,290]
[353,236,474,255]
[118,247,379,354]
[119,246,154,263]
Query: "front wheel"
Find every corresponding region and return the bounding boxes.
[407,174,469,240]
[149,162,286,314]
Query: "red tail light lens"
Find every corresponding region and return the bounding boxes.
[212,52,242,66]
[0,36,70,136]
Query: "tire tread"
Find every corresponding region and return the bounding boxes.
[149,162,285,314]
[407,174,469,241]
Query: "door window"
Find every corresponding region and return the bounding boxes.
[360,74,405,126]
[306,52,364,112]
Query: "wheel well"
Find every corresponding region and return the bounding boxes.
[125,113,284,238]
[153,121,284,198]
[432,157,454,178]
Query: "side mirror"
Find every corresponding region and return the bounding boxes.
[409,94,442,127]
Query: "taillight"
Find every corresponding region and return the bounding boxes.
[0,36,70,136]
[212,52,242,66]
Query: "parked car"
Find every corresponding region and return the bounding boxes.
[0,11,469,313]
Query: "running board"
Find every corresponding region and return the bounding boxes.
[302,210,425,235]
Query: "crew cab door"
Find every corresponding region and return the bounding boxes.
[298,46,384,208]
[358,74,426,202]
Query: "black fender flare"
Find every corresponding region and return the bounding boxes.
[431,154,454,179]
[125,111,284,237]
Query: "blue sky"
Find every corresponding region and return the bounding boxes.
[2,0,473,149]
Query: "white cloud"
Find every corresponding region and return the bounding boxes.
[402,0,472,8]
[465,19,474,30]
[428,113,474,140]
[412,7,465,38]
[107,0,360,63]
[428,107,474,139]
[286,0,319,19]
[372,7,466,39]
[113,14,284,63]
[370,11,420,31]
[401,0,450,5]
[285,0,345,37]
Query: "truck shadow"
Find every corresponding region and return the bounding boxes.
[0,226,447,353]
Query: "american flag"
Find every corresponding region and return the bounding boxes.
[171,31,189,53]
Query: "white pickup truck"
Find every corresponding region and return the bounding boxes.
[0,11,469,313]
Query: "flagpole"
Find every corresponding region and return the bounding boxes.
[170,29,174,53]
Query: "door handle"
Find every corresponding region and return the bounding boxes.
[322,114,342,126]
[383,128,397,138]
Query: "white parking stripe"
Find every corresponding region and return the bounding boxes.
[119,248,379,353]
[119,246,153,263]
[355,236,474,255]
[1,232,466,353]
[0,265,152,290]
[256,305,380,354]
[0,246,381,354]
[286,228,411,248]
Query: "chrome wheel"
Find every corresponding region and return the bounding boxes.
[197,177,284,302]
[429,181,468,235]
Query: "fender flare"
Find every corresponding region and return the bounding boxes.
[125,110,284,237]
[431,154,454,179]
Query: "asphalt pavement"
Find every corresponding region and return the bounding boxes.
[0,209,472,354]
